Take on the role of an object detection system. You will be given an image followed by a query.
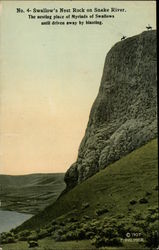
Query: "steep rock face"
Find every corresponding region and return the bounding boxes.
[65,30,157,189]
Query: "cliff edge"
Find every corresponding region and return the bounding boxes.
[65,30,157,190]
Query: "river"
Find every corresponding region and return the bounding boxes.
[0,210,32,233]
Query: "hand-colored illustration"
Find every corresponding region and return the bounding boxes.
[0,1,157,250]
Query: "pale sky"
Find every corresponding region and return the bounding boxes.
[0,1,156,175]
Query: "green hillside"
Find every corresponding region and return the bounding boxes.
[1,139,158,249]
[0,173,65,214]
[16,139,158,230]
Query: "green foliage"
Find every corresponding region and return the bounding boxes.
[18,230,30,237]
[67,217,78,222]
[145,191,152,196]
[83,215,90,220]
[129,199,137,205]
[13,139,157,249]
[1,236,16,244]
[132,212,144,221]
[91,235,122,248]
[137,206,159,248]
[82,202,90,209]
[28,240,38,248]
[17,230,31,241]
[116,222,127,238]
[95,206,109,216]
[148,206,158,214]
[51,219,57,226]
[27,231,38,241]
[38,229,50,239]
[144,231,159,248]
[154,185,158,190]
[139,197,148,204]
[0,231,17,244]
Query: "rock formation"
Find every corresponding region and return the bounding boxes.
[65,30,157,190]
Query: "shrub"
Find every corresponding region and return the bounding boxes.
[1,232,7,240]
[3,232,14,238]
[134,220,146,229]
[52,231,61,242]
[83,215,90,220]
[139,197,148,204]
[62,231,78,241]
[102,227,118,238]
[146,213,158,223]
[116,223,127,238]
[144,231,159,248]
[129,199,137,205]
[91,235,106,248]
[2,236,16,244]
[67,217,78,223]
[116,214,125,219]
[77,228,86,240]
[67,223,78,230]
[154,185,158,191]
[38,229,50,239]
[28,240,38,248]
[148,221,159,231]
[105,237,123,247]
[82,202,90,209]
[85,231,95,239]
[89,220,100,234]
[133,212,144,220]
[18,230,31,241]
[18,235,28,241]
[19,230,30,237]
[91,235,122,248]
[58,221,65,226]
[51,219,57,225]
[96,207,109,216]
[27,231,38,241]
[46,226,55,233]
[145,191,152,196]
[148,206,158,215]
[57,234,67,241]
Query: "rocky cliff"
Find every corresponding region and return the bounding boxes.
[65,30,157,190]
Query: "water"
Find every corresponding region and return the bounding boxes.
[0,210,32,233]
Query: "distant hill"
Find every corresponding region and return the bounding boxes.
[16,139,158,231]
[0,173,65,214]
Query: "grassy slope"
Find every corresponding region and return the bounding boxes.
[0,173,65,214]
[17,139,158,231]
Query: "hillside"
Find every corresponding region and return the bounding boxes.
[15,139,158,231]
[0,173,65,214]
[65,30,157,189]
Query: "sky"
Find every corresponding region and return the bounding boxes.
[0,1,156,175]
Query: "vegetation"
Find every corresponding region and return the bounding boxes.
[2,238,149,250]
[16,139,158,231]
[1,139,158,249]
